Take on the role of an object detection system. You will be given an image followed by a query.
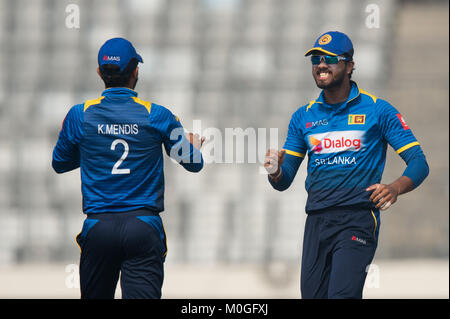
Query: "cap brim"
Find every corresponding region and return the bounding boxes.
[137,54,143,63]
[304,47,338,56]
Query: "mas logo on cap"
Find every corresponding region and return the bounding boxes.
[318,34,332,45]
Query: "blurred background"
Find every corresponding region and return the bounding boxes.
[0,0,447,298]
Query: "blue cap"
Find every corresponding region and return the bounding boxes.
[98,38,143,72]
[304,31,354,58]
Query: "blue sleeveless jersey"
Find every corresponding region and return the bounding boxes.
[52,88,203,214]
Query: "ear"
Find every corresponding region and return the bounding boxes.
[133,67,139,78]
[347,61,355,75]
[97,67,102,77]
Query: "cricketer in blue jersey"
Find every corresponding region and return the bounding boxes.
[265,31,429,299]
[52,38,204,299]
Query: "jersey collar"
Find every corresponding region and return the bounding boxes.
[315,81,361,113]
[102,87,138,98]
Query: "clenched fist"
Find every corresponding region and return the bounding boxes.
[366,183,399,211]
[186,132,205,150]
[264,149,286,181]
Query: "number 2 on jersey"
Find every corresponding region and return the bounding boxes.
[111,139,130,174]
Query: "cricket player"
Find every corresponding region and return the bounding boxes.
[265,31,429,299]
[52,38,204,299]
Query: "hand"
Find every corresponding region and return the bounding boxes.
[186,132,205,150]
[366,183,400,211]
[264,149,286,179]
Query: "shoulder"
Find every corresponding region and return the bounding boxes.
[289,100,316,123]
[357,87,398,114]
[131,96,152,114]
[65,103,85,121]
[130,97,178,122]
[358,88,378,104]
[83,96,105,112]
[144,102,181,128]
[371,96,398,115]
[358,88,395,111]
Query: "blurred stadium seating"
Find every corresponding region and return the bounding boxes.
[0,0,447,298]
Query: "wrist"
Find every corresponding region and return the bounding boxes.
[269,168,283,182]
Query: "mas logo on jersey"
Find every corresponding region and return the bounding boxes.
[348,114,365,125]
[309,131,364,154]
[306,119,328,129]
[396,113,410,130]
[351,236,367,245]
[103,55,121,61]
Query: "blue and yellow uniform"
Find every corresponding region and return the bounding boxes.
[53,87,203,298]
[273,81,426,212]
[270,81,428,298]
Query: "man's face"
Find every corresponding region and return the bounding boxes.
[311,53,353,89]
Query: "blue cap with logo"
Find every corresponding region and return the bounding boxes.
[304,31,354,58]
[98,37,143,72]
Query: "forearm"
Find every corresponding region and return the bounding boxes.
[170,137,204,172]
[401,153,429,189]
[388,175,414,196]
[390,149,429,195]
[180,151,204,172]
[52,142,80,173]
[52,158,80,173]
[268,154,302,191]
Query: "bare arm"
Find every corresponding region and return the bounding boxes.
[366,176,414,210]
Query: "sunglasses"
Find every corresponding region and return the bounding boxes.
[311,55,349,65]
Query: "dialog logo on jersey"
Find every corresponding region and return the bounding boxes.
[309,131,364,154]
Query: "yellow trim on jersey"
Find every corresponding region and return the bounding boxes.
[306,100,316,112]
[304,47,338,56]
[285,149,305,158]
[83,96,105,112]
[396,141,420,154]
[370,210,378,238]
[359,89,377,103]
[75,232,82,253]
[132,97,152,114]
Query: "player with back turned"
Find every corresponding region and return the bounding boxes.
[265,31,429,299]
[52,38,205,299]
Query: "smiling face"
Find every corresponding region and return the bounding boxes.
[311,52,354,90]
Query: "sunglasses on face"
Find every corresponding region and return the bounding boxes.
[311,55,349,65]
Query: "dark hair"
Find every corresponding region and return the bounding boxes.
[99,58,138,87]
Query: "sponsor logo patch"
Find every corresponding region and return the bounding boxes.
[103,55,121,62]
[352,236,367,245]
[306,119,328,129]
[396,113,410,130]
[309,131,364,154]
